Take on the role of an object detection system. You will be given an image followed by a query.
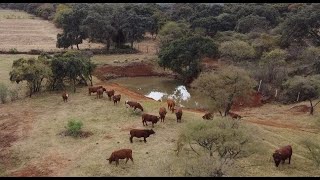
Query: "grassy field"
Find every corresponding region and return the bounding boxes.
[0,9,104,52]
[1,9,320,177]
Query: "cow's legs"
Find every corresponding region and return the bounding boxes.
[116,159,119,166]
[130,157,133,163]
[126,158,129,164]
[152,123,154,128]
[130,136,133,143]
[289,156,291,164]
[144,137,147,143]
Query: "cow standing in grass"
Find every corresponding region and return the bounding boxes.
[167,99,175,113]
[97,88,106,99]
[88,86,103,95]
[106,89,115,101]
[159,107,167,122]
[142,113,160,127]
[175,107,183,123]
[62,92,69,102]
[129,129,155,143]
[272,145,292,167]
[113,94,121,105]
[107,149,133,166]
[125,100,144,112]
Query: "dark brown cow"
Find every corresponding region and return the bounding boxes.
[175,107,183,123]
[96,88,106,99]
[113,94,121,105]
[129,129,155,143]
[107,149,133,166]
[62,92,68,102]
[88,86,103,95]
[167,99,176,113]
[159,107,167,122]
[227,112,242,119]
[142,113,160,127]
[272,145,292,167]
[106,89,115,101]
[125,101,144,112]
[202,112,213,120]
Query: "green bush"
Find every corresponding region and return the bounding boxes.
[67,119,83,137]
[9,48,18,54]
[0,83,8,104]
[9,89,19,102]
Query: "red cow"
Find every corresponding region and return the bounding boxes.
[129,129,155,143]
[272,145,293,167]
[167,99,176,113]
[202,112,213,120]
[113,94,121,105]
[159,107,167,122]
[227,112,242,119]
[96,88,106,99]
[62,92,68,102]
[142,113,160,127]
[106,89,115,101]
[88,86,103,95]
[175,107,183,123]
[125,101,144,112]
[107,149,133,166]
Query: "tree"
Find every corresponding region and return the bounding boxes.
[282,75,320,115]
[235,15,270,33]
[259,49,288,85]
[57,4,89,50]
[53,4,72,28]
[9,56,52,97]
[177,117,253,177]
[158,36,218,84]
[281,4,320,46]
[49,51,96,92]
[191,16,219,37]
[219,40,256,62]
[215,13,237,32]
[192,66,257,116]
[158,21,191,47]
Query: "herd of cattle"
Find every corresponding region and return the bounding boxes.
[61,86,293,168]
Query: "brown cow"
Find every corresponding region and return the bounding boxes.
[106,89,115,101]
[113,94,121,105]
[272,145,292,167]
[88,86,103,95]
[96,88,106,99]
[125,101,144,112]
[175,107,183,123]
[227,112,242,119]
[129,129,155,143]
[167,99,176,113]
[159,107,167,122]
[107,149,133,166]
[142,113,160,127]
[62,92,68,102]
[202,112,213,120]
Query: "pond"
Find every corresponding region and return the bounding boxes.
[108,77,211,109]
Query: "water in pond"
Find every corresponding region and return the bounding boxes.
[108,77,211,109]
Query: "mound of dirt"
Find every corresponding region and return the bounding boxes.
[289,105,311,113]
[232,92,263,111]
[94,62,172,81]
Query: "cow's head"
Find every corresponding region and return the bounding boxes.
[107,156,113,164]
[102,88,107,91]
[149,129,155,135]
[272,152,282,167]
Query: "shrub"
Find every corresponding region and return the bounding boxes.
[219,40,256,62]
[9,48,18,54]
[67,119,83,137]
[9,88,19,102]
[0,83,8,104]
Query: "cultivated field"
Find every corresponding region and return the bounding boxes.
[0,9,104,52]
[1,9,320,177]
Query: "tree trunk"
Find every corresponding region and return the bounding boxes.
[106,38,111,51]
[76,44,79,50]
[71,45,73,49]
[309,99,314,115]
[131,41,134,49]
[89,74,93,86]
[224,102,233,117]
[73,79,76,93]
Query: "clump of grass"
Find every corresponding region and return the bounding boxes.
[0,83,8,104]
[9,88,19,101]
[9,48,18,54]
[66,119,83,137]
